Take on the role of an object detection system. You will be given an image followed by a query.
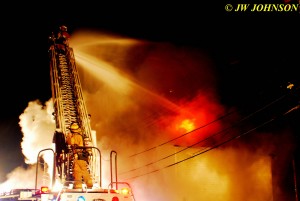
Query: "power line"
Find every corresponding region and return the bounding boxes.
[128,109,238,157]
[121,93,289,177]
[123,101,299,180]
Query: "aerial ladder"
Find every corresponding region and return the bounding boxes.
[0,25,135,201]
[46,25,135,200]
[48,25,99,185]
[49,26,93,143]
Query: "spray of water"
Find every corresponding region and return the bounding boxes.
[0,28,293,201]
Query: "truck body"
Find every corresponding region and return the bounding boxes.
[0,26,136,201]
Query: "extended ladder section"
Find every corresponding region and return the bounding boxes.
[48,33,100,186]
[49,48,92,139]
[0,27,136,201]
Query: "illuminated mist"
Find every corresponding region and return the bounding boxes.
[0,29,293,200]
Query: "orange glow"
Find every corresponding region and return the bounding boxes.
[41,186,49,194]
[177,118,195,132]
[155,92,226,146]
[0,29,285,201]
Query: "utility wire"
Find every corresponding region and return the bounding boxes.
[129,87,293,158]
[121,93,288,175]
[129,109,238,157]
[123,102,300,180]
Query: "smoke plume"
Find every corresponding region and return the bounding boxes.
[0,29,295,201]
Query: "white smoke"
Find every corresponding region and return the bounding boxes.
[0,29,290,201]
[19,99,55,164]
[0,99,55,193]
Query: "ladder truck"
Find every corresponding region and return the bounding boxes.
[47,25,136,201]
[0,25,136,201]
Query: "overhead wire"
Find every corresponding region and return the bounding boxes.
[124,115,275,180]
[129,83,298,158]
[121,91,297,180]
[124,101,299,180]
[128,108,238,157]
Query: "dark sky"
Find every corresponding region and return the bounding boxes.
[0,2,299,183]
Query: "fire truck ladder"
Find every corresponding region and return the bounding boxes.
[49,44,99,186]
[50,49,92,138]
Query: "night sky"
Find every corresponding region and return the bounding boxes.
[0,1,299,191]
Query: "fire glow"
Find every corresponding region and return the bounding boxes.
[0,29,281,201]
[177,118,195,133]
